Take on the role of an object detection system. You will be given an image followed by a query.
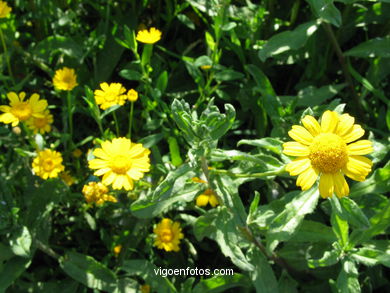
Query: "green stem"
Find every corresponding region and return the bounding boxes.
[0,27,14,84]
[112,111,120,137]
[128,101,134,139]
[66,91,73,144]
[210,167,285,178]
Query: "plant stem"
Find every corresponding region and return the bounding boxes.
[36,239,60,260]
[66,91,73,145]
[210,167,285,178]
[112,111,120,136]
[128,101,134,139]
[0,27,14,84]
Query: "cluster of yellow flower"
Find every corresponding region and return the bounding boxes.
[82,181,117,205]
[94,83,138,110]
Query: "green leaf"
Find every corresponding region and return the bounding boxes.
[296,84,346,107]
[177,14,196,30]
[194,55,213,67]
[156,70,168,93]
[192,274,251,293]
[349,166,390,197]
[345,36,390,58]
[168,136,183,167]
[351,244,390,268]
[205,31,216,51]
[119,69,142,81]
[247,192,260,224]
[131,164,197,218]
[59,252,117,292]
[278,271,298,293]
[9,226,32,258]
[339,197,371,229]
[289,220,337,243]
[307,248,340,268]
[336,259,361,293]
[123,25,137,51]
[171,99,198,144]
[237,138,283,155]
[121,260,177,293]
[258,21,319,61]
[306,0,342,27]
[330,204,349,248]
[0,256,31,292]
[214,69,244,82]
[138,133,164,148]
[247,247,279,293]
[267,188,320,251]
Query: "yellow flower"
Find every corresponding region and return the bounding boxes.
[88,137,150,190]
[196,189,219,207]
[52,67,78,91]
[32,149,65,180]
[283,110,373,198]
[140,284,151,293]
[82,181,117,205]
[60,171,75,186]
[72,148,82,158]
[200,65,212,70]
[136,27,162,44]
[153,218,184,252]
[94,82,127,110]
[113,245,122,257]
[0,1,11,18]
[26,109,53,134]
[127,89,138,102]
[0,92,48,126]
[191,177,207,184]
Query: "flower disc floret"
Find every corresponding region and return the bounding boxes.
[283,110,373,198]
[136,27,162,44]
[53,67,78,91]
[32,149,65,179]
[88,137,150,190]
[153,218,184,252]
[26,109,53,134]
[82,182,117,205]
[94,82,127,110]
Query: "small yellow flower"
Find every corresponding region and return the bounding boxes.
[283,110,373,198]
[153,218,184,252]
[136,27,162,44]
[72,148,82,158]
[88,137,150,190]
[94,82,127,110]
[140,284,151,293]
[26,109,53,134]
[82,181,117,205]
[0,92,48,126]
[60,171,75,186]
[32,149,65,180]
[52,67,78,91]
[191,177,207,184]
[196,189,219,207]
[127,89,138,102]
[113,244,122,257]
[0,1,11,18]
[200,65,212,70]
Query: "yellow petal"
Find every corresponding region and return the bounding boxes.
[89,158,108,169]
[286,157,311,176]
[321,110,339,133]
[342,125,364,143]
[7,92,19,104]
[102,171,116,186]
[301,115,321,136]
[319,173,334,198]
[288,125,314,145]
[112,174,125,190]
[209,194,219,207]
[196,194,209,207]
[93,148,110,160]
[333,172,349,198]
[344,155,373,180]
[336,113,355,136]
[283,142,310,156]
[296,166,319,190]
[347,140,373,155]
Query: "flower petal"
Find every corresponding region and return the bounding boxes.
[347,140,373,155]
[342,124,365,143]
[283,142,310,156]
[336,113,355,136]
[89,158,108,169]
[196,194,209,207]
[296,166,319,190]
[333,172,349,198]
[319,173,334,198]
[286,157,311,176]
[321,110,339,133]
[7,92,19,104]
[343,155,373,181]
[288,125,314,145]
[301,115,321,136]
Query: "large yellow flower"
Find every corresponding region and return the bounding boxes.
[0,1,11,18]
[94,82,127,110]
[196,189,219,207]
[0,92,48,126]
[52,67,78,91]
[136,27,162,44]
[88,137,150,190]
[82,181,117,205]
[26,109,53,134]
[32,149,65,180]
[153,218,184,252]
[283,110,373,198]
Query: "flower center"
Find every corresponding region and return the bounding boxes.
[161,229,173,243]
[11,102,32,121]
[110,155,131,174]
[34,117,47,128]
[309,133,348,174]
[43,159,55,171]
[62,75,73,85]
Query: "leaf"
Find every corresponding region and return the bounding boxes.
[0,256,31,292]
[267,188,320,251]
[9,226,32,258]
[278,271,298,293]
[330,204,349,248]
[289,220,337,243]
[345,36,390,58]
[192,274,251,293]
[156,70,168,93]
[214,69,244,82]
[171,99,198,144]
[194,55,213,67]
[138,133,164,148]
[131,164,197,218]
[121,260,177,293]
[237,138,283,155]
[119,69,142,81]
[336,259,361,293]
[339,197,371,229]
[59,252,117,292]
[349,166,390,197]
[258,21,319,61]
[307,248,340,268]
[247,192,260,224]
[177,14,196,30]
[306,0,342,27]
[296,84,346,107]
[168,136,183,167]
[351,245,390,268]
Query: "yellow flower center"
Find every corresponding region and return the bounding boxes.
[11,102,32,121]
[309,133,348,174]
[34,117,47,128]
[43,159,55,171]
[110,155,131,174]
[62,75,73,85]
[161,229,173,243]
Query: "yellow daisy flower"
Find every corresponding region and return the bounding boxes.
[52,67,78,91]
[0,1,11,18]
[283,110,373,198]
[59,171,76,186]
[94,82,127,110]
[32,149,65,180]
[82,181,117,205]
[26,109,53,134]
[127,89,138,102]
[113,244,122,257]
[88,137,150,190]
[136,27,162,44]
[196,189,219,207]
[0,92,48,126]
[72,148,82,158]
[153,218,184,252]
